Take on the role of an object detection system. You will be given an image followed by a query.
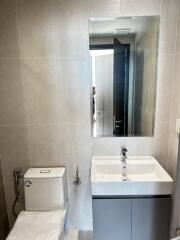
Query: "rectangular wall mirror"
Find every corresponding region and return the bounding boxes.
[89,16,160,137]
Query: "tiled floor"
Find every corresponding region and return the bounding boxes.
[65,230,92,240]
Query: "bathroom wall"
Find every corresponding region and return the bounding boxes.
[0,0,179,232]
[168,0,180,236]
[168,0,180,180]
[0,160,9,239]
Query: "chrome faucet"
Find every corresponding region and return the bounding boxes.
[121,145,128,180]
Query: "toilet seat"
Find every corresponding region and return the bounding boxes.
[7,210,66,240]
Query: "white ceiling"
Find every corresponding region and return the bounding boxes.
[89,16,159,37]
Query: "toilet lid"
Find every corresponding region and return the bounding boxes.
[7,210,66,240]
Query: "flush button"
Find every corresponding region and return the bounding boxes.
[25,180,32,187]
[40,169,50,173]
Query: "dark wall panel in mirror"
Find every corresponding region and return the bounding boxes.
[89,16,160,137]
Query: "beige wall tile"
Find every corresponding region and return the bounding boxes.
[155,55,175,123]
[92,137,153,156]
[159,20,177,54]
[168,54,180,177]
[161,0,178,20]
[53,0,88,59]
[88,0,121,17]
[153,122,170,170]
[171,54,180,120]
[0,60,26,125]
[168,129,178,178]
[17,0,57,58]
[22,59,59,125]
[18,30,58,59]
[29,125,61,167]
[54,34,88,60]
[57,60,90,125]
[176,1,180,54]
[53,0,88,30]
[120,0,161,16]
[0,126,30,227]
[0,0,20,59]
[159,0,178,54]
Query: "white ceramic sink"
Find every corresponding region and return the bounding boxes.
[91,156,173,196]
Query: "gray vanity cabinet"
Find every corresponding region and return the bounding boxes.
[132,198,171,240]
[92,199,131,240]
[93,197,171,240]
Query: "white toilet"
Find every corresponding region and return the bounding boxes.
[7,167,68,240]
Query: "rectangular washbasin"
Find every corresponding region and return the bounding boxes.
[91,156,173,196]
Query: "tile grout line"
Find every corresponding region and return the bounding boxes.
[0,123,61,127]
[15,0,33,168]
[51,2,64,167]
[54,60,63,167]
[0,57,88,61]
[0,52,176,61]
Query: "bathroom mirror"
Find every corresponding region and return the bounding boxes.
[89,16,160,137]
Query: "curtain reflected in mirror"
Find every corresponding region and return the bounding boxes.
[89,16,160,137]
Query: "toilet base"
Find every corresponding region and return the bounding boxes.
[7,210,66,240]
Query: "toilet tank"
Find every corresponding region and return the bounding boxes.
[24,167,67,211]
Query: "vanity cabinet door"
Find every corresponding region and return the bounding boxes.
[132,198,171,240]
[92,199,131,240]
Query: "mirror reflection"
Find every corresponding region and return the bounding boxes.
[89,16,160,137]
